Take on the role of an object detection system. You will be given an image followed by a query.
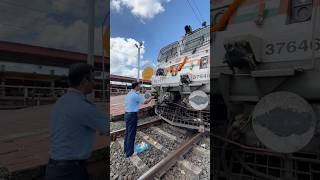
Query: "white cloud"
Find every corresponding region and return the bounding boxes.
[0,0,107,54]
[111,0,171,20]
[34,20,87,52]
[111,37,154,78]
[112,66,141,78]
[19,18,104,55]
[111,0,122,12]
[110,37,144,66]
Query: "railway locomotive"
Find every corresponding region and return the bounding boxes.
[152,25,210,131]
[212,0,320,179]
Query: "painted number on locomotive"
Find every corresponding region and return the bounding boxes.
[191,73,209,81]
[265,38,320,55]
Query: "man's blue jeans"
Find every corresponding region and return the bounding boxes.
[124,112,138,157]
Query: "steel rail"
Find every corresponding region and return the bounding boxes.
[137,132,204,180]
[110,118,162,141]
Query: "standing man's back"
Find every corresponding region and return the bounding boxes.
[46,63,109,180]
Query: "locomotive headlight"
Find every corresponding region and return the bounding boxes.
[289,0,313,23]
[212,6,229,31]
[296,6,310,21]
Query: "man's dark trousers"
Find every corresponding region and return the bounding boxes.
[124,112,138,157]
[46,159,89,180]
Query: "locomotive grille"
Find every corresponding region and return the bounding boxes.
[213,138,320,180]
[155,103,210,131]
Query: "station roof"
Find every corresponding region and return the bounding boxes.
[0,41,152,84]
[0,40,107,64]
[110,74,151,84]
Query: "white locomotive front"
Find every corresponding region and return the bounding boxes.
[152,25,210,131]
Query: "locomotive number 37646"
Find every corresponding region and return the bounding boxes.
[265,38,320,55]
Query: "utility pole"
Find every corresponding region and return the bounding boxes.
[88,0,95,65]
[88,0,95,101]
[135,42,143,81]
[101,12,109,102]
[101,25,105,102]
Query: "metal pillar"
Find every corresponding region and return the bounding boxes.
[0,79,4,97]
[284,155,293,180]
[101,12,108,102]
[1,65,5,97]
[51,80,55,98]
[24,87,28,106]
[87,0,95,102]
[138,47,140,80]
[135,42,143,81]
[87,0,95,65]
[102,46,105,102]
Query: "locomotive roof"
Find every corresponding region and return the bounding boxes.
[159,25,210,53]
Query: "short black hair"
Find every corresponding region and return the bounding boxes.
[68,63,94,87]
[131,81,141,89]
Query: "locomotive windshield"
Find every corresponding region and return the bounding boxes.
[157,41,179,62]
[180,27,210,54]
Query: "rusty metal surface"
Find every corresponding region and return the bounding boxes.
[137,132,204,180]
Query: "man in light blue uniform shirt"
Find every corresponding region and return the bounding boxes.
[46,63,109,180]
[124,81,154,157]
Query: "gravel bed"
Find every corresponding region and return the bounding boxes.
[110,141,141,180]
[161,133,210,180]
[141,128,179,151]
[135,135,165,168]
[161,165,188,180]
[161,149,210,180]
[158,122,191,140]
[197,136,210,150]
[110,121,124,131]
[110,120,203,180]
[184,150,210,180]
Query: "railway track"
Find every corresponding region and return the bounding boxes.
[110,116,210,180]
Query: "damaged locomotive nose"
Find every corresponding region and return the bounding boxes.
[152,24,210,132]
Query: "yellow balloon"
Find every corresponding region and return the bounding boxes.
[142,66,154,80]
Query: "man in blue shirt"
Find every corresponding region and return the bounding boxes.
[46,63,109,180]
[124,81,155,157]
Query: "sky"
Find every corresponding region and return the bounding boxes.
[110,0,210,78]
[0,0,108,54]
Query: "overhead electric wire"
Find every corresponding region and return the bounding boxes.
[185,0,202,25]
[191,0,204,23]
